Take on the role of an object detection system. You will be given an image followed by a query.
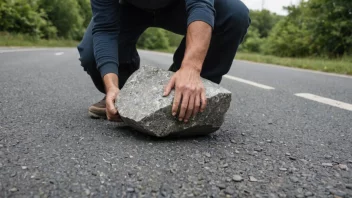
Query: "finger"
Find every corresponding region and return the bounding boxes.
[163,76,175,96]
[106,97,118,116]
[184,95,195,123]
[192,94,201,117]
[200,90,207,112]
[172,89,181,117]
[178,92,189,121]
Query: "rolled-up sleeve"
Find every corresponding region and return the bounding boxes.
[185,0,215,28]
[91,0,120,77]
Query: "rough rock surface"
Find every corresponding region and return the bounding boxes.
[115,65,232,137]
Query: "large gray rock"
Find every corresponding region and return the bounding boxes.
[115,65,231,137]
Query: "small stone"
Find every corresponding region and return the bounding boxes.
[225,187,235,195]
[235,150,240,154]
[21,166,28,170]
[324,155,332,159]
[221,163,229,168]
[225,177,232,182]
[127,187,135,192]
[329,189,346,197]
[11,172,17,177]
[295,194,304,198]
[249,176,258,182]
[254,148,263,152]
[322,163,333,167]
[278,192,287,198]
[279,168,287,171]
[9,188,18,192]
[84,189,90,195]
[348,160,352,163]
[346,184,352,189]
[266,139,272,143]
[289,156,297,160]
[233,175,243,182]
[204,152,211,158]
[338,164,348,170]
[305,191,314,197]
[285,153,291,156]
[290,176,299,183]
[116,65,232,137]
[216,182,226,189]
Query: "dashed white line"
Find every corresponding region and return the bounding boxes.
[295,93,352,111]
[224,75,275,90]
[0,48,48,54]
[55,52,64,56]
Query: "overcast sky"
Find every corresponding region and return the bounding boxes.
[241,0,300,15]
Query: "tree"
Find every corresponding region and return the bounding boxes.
[39,0,84,39]
[249,9,283,38]
[0,0,56,38]
[240,27,264,53]
[304,0,352,56]
[137,28,170,50]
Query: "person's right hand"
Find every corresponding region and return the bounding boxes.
[103,73,122,122]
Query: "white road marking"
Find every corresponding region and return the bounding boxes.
[295,93,352,111]
[236,60,352,79]
[139,49,173,57]
[224,75,275,90]
[0,48,48,54]
[55,52,64,56]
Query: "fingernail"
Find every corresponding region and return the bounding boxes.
[172,112,176,116]
[179,118,182,121]
[184,120,188,123]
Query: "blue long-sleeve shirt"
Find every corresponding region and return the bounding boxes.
[90,0,215,77]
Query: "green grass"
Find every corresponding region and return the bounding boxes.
[235,52,352,75]
[1,32,350,75]
[0,32,78,47]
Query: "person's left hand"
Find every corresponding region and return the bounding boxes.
[163,66,207,123]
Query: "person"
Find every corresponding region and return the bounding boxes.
[77,0,250,123]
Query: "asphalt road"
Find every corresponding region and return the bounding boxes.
[0,48,351,198]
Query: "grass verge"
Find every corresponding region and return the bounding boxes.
[0,32,78,47]
[235,52,352,75]
[1,32,350,76]
[152,48,352,76]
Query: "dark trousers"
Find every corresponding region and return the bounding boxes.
[77,0,250,93]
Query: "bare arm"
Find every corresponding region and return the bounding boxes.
[164,21,212,122]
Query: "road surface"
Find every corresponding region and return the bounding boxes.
[0,48,351,197]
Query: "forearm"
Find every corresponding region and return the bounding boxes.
[182,21,212,72]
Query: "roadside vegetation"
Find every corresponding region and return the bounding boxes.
[0,0,350,75]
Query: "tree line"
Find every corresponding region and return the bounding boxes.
[0,0,350,58]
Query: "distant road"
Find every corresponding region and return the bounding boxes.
[1,48,351,197]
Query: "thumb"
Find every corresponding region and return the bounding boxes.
[163,76,175,96]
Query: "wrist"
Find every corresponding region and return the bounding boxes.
[181,60,202,74]
[103,73,119,91]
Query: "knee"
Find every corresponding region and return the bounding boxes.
[216,0,251,34]
[77,44,96,71]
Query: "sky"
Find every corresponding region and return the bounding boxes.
[241,0,300,15]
